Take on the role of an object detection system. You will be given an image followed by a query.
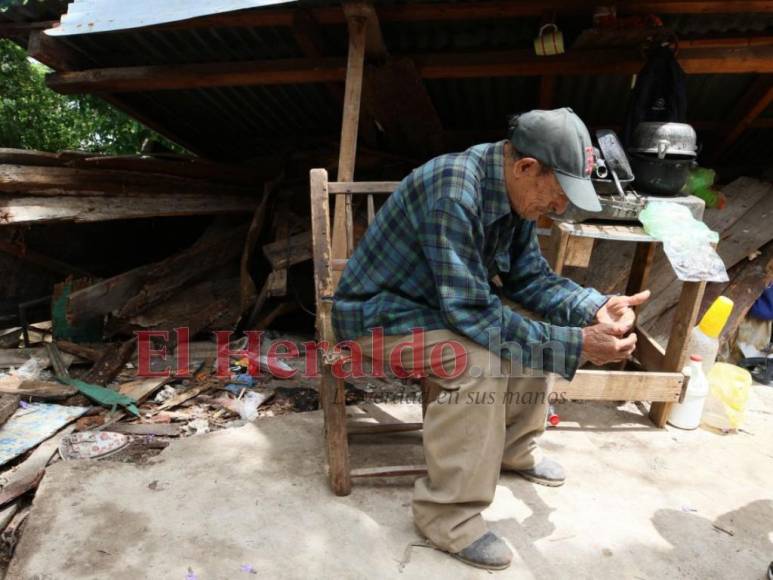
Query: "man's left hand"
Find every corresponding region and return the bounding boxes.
[595,290,651,336]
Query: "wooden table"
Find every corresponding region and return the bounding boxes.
[548,221,706,427]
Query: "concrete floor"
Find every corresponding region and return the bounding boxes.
[7,384,773,580]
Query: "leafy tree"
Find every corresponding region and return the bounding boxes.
[0,38,178,154]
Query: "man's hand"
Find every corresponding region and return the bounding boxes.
[581,323,638,365]
[595,290,651,336]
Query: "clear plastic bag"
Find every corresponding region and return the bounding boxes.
[639,201,728,282]
[12,357,43,380]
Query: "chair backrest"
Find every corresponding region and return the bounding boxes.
[309,168,399,343]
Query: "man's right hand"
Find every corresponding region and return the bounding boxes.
[581,323,637,365]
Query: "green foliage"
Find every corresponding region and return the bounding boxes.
[0,38,176,154]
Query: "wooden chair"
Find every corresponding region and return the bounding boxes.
[309,168,690,496]
[310,168,440,496]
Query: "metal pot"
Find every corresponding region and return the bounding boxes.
[630,152,696,196]
[629,122,697,159]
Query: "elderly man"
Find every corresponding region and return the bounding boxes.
[333,108,649,570]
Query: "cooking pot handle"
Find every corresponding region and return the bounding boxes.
[657,139,669,159]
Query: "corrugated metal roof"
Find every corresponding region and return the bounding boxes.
[48,0,296,36]
[3,0,771,170]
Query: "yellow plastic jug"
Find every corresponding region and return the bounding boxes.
[702,363,752,431]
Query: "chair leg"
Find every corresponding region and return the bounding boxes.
[320,365,352,496]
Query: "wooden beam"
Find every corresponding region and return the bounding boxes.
[331,4,368,278]
[0,164,253,197]
[0,193,257,225]
[711,75,773,162]
[45,45,773,96]
[46,57,349,94]
[555,369,684,402]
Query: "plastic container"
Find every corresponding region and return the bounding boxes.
[668,355,709,430]
[702,363,753,431]
[687,296,734,377]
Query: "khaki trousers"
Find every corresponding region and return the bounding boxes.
[354,328,551,553]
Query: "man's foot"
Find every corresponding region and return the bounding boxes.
[512,457,565,487]
[767,561,772,580]
[451,531,513,570]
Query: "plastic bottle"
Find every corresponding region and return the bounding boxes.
[687,296,734,377]
[668,355,710,430]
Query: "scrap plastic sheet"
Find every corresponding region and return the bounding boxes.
[0,403,88,466]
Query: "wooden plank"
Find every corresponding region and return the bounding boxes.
[0,193,258,225]
[563,236,595,268]
[42,46,773,94]
[117,377,169,404]
[558,221,655,242]
[262,231,312,270]
[351,465,427,478]
[0,164,253,197]
[84,338,136,385]
[45,57,349,94]
[414,46,773,79]
[0,348,78,369]
[239,188,270,317]
[327,181,400,194]
[650,281,706,426]
[555,369,684,402]
[0,395,20,427]
[0,378,76,399]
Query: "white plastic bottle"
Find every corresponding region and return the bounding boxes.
[668,354,710,430]
[687,296,733,377]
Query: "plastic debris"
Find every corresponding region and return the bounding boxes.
[59,377,140,416]
[240,564,258,574]
[235,391,271,421]
[225,372,255,395]
[154,385,178,403]
[185,567,198,580]
[639,201,728,282]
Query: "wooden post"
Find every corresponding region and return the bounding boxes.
[649,280,706,427]
[330,6,368,283]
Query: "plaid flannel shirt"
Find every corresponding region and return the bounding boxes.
[332,141,607,379]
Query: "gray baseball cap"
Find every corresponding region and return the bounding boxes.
[508,108,601,212]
